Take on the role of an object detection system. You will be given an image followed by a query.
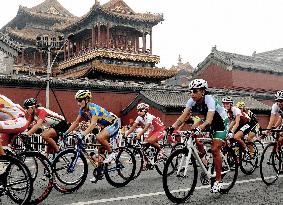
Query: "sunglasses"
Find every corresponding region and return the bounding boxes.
[190,89,200,94]
[137,109,144,112]
[77,99,84,102]
[276,100,283,103]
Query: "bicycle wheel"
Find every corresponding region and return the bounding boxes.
[105,147,136,187]
[260,142,282,185]
[0,154,33,205]
[216,146,238,194]
[239,142,259,175]
[17,151,53,204]
[163,148,198,204]
[131,147,143,179]
[155,146,172,175]
[171,143,185,153]
[52,148,88,193]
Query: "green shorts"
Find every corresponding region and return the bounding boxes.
[212,118,229,141]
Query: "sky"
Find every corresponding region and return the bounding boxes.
[1,0,283,69]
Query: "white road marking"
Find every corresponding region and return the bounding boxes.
[66,175,283,205]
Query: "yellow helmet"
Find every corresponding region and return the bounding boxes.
[236,101,245,109]
[75,90,92,100]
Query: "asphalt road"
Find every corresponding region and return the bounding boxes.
[39,151,283,205]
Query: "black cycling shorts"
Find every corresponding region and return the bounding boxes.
[50,120,70,135]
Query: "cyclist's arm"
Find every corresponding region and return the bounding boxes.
[65,115,82,134]
[266,113,277,129]
[172,107,191,129]
[198,111,214,130]
[82,115,98,136]
[27,118,43,136]
[137,123,151,138]
[231,114,241,133]
[125,122,138,137]
[274,115,282,128]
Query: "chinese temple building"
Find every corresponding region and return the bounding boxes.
[0,0,177,82]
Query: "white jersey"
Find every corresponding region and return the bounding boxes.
[135,113,164,131]
[227,106,242,121]
[0,94,25,120]
[271,103,283,118]
[33,107,65,127]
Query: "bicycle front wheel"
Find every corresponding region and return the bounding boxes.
[52,148,88,193]
[163,148,198,204]
[0,154,33,205]
[17,151,53,204]
[105,147,136,187]
[239,142,259,175]
[260,142,282,185]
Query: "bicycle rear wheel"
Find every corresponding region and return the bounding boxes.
[0,154,33,205]
[52,149,88,193]
[163,148,198,204]
[17,151,53,204]
[260,142,282,185]
[239,142,258,175]
[105,147,136,187]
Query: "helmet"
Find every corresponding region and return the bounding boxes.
[137,103,149,112]
[188,79,208,90]
[222,96,233,103]
[23,98,37,108]
[236,101,245,109]
[75,90,92,100]
[275,90,283,101]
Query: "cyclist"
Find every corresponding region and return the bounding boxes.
[0,94,28,155]
[125,103,166,152]
[166,79,229,193]
[63,90,120,165]
[23,98,69,155]
[265,90,283,145]
[233,101,258,155]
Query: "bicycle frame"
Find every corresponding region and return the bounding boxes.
[176,132,231,179]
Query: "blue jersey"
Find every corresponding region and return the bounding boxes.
[79,103,116,126]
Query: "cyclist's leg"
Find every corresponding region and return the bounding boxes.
[42,128,59,152]
[211,138,223,182]
[234,130,246,150]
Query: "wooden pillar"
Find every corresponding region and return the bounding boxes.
[40,51,43,66]
[21,49,25,64]
[64,43,66,61]
[136,36,139,52]
[33,51,36,66]
[150,30,152,54]
[142,32,146,53]
[98,24,101,48]
[107,24,110,48]
[92,25,95,49]
[67,40,70,59]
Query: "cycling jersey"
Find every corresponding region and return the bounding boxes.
[186,95,229,140]
[135,113,165,132]
[32,107,65,127]
[0,94,28,134]
[79,103,119,138]
[227,107,241,121]
[135,113,165,141]
[79,103,117,126]
[271,103,283,118]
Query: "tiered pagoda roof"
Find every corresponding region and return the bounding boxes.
[57,61,177,79]
[196,46,283,75]
[55,0,163,31]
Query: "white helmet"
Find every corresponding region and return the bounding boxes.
[137,103,149,112]
[275,90,283,101]
[222,96,233,103]
[189,79,208,90]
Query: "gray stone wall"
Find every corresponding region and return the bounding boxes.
[0,50,14,74]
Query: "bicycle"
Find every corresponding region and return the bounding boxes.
[51,133,136,193]
[226,135,259,175]
[122,132,173,179]
[162,130,238,204]
[5,133,54,204]
[0,154,33,205]
[259,129,283,185]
